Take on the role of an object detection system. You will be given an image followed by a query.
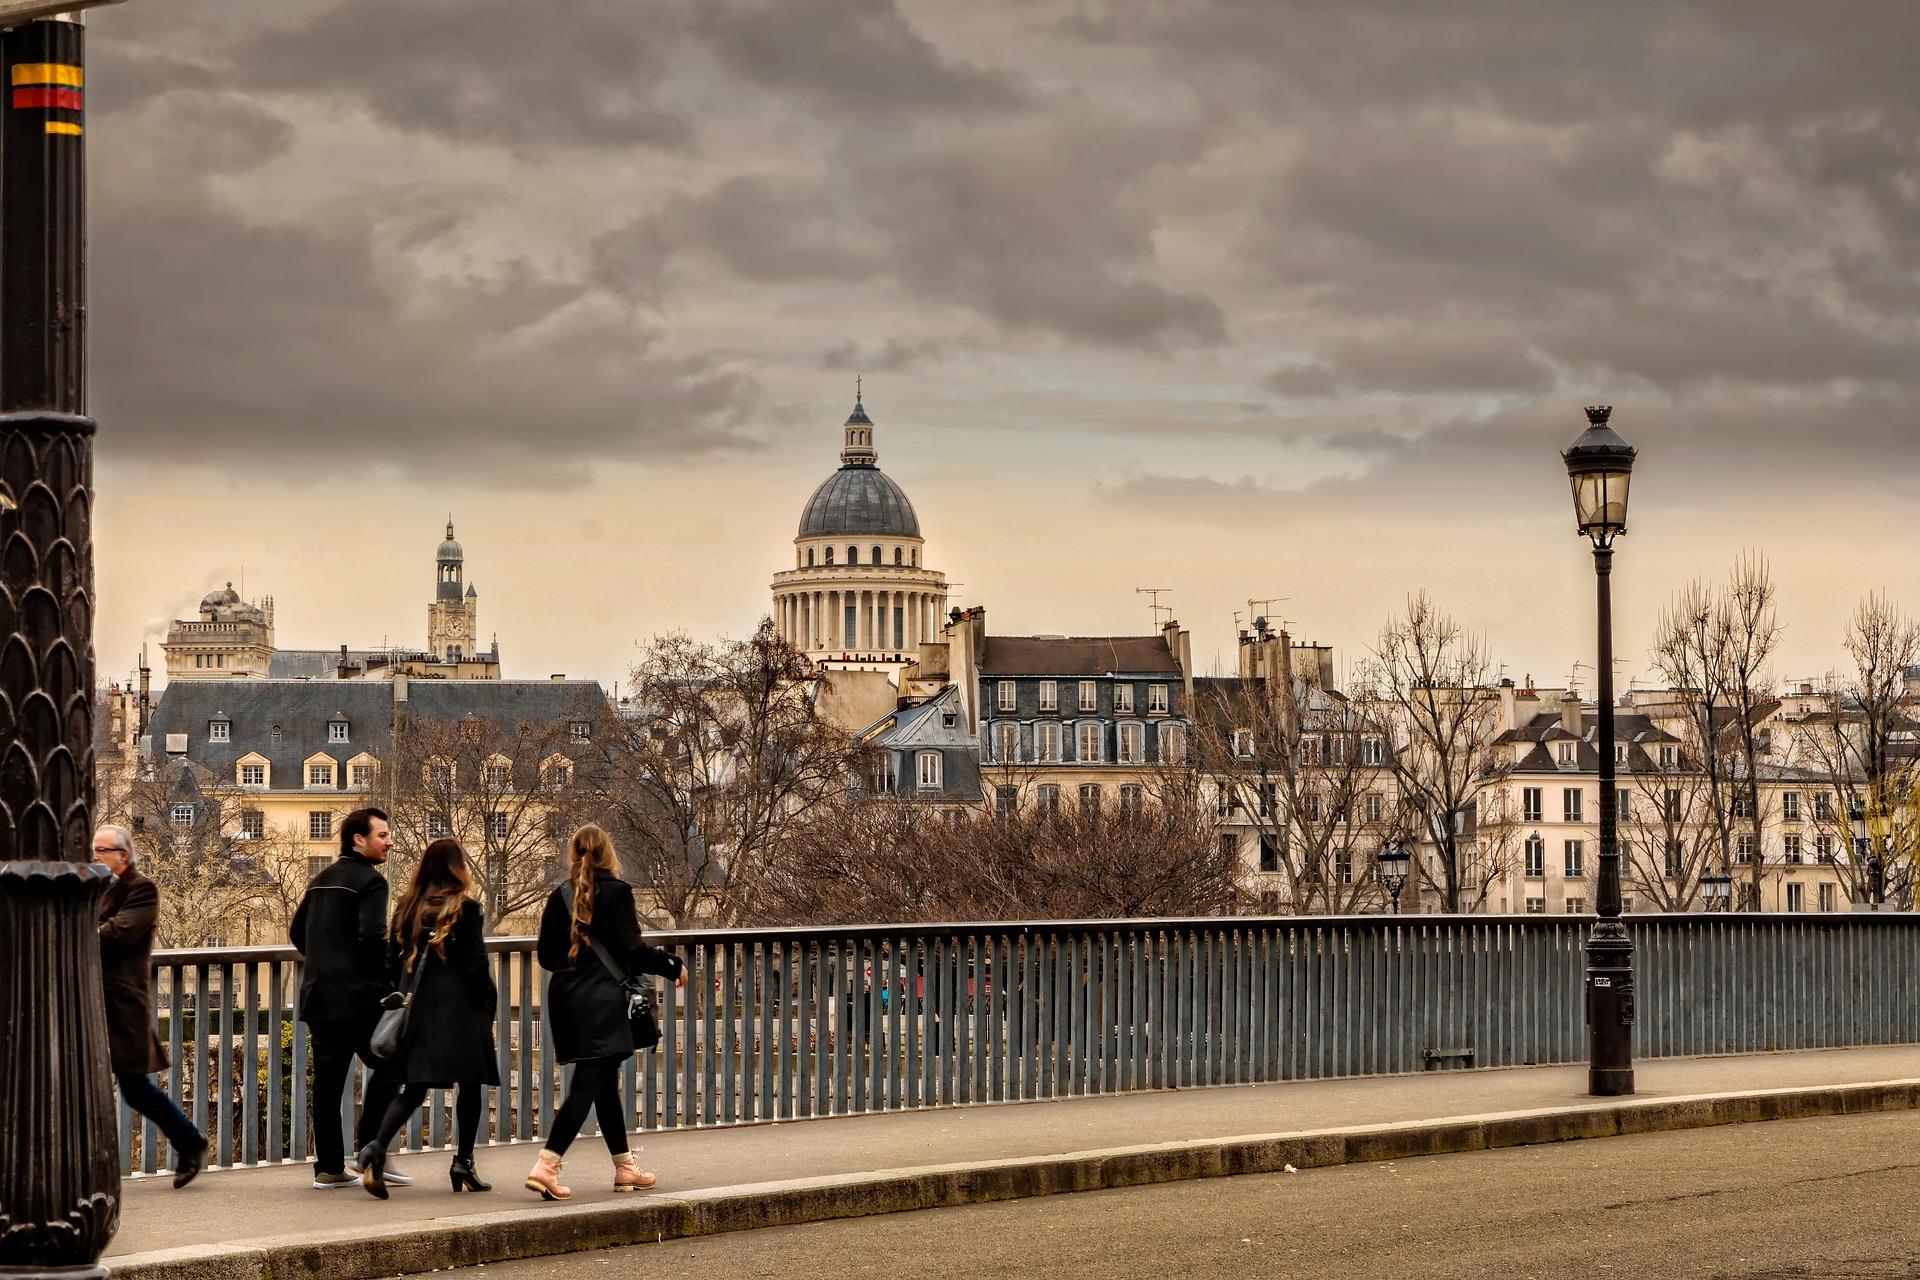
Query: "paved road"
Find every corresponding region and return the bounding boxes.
[433,1110,1920,1280]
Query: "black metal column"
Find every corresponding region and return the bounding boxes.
[1585,545,1635,1096]
[0,15,118,1278]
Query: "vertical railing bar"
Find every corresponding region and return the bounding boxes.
[267,960,284,1165]
[722,942,738,1125]
[241,962,260,1167]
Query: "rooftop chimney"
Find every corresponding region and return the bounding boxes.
[1560,691,1582,737]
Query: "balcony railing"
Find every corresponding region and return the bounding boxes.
[120,914,1920,1177]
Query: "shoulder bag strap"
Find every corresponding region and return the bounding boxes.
[560,882,634,986]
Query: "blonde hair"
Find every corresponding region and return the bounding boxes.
[567,824,622,962]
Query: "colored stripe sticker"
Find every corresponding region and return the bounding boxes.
[11,63,83,88]
[12,87,83,111]
[44,121,82,136]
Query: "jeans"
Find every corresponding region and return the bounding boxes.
[544,1056,628,1157]
[308,1018,402,1175]
[116,1071,204,1156]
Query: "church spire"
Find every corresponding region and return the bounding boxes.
[840,380,876,468]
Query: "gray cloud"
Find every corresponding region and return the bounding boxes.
[821,337,945,373]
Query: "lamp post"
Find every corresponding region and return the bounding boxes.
[1377,839,1410,915]
[1699,871,1732,913]
[0,4,128,1276]
[1563,404,1637,1098]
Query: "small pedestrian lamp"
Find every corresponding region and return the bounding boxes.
[1377,839,1411,915]
[1699,872,1731,912]
[1563,404,1637,1098]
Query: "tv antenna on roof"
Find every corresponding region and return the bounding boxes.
[1136,587,1173,628]
[1247,597,1291,634]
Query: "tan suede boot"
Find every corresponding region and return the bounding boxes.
[611,1151,656,1192]
[524,1150,570,1201]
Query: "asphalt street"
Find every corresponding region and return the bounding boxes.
[427,1109,1920,1280]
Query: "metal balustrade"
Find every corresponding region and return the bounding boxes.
[119,914,1920,1176]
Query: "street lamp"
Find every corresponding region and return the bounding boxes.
[1699,872,1732,912]
[1563,404,1637,1098]
[0,5,126,1276]
[1377,839,1411,914]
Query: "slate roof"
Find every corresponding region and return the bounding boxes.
[797,465,921,539]
[977,635,1181,677]
[146,678,608,789]
[267,649,385,679]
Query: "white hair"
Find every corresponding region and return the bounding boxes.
[95,824,135,857]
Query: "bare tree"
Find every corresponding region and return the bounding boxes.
[1719,553,1783,909]
[1619,752,1718,910]
[1360,594,1516,912]
[125,769,304,948]
[760,780,1234,924]
[379,701,599,927]
[1192,674,1399,914]
[579,621,861,928]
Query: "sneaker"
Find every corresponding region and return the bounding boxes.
[312,1170,356,1189]
[351,1156,412,1186]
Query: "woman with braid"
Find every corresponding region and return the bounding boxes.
[354,838,500,1199]
[526,824,686,1200]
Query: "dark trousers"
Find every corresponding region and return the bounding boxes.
[371,1081,485,1161]
[308,1018,402,1175]
[115,1071,204,1157]
[545,1056,628,1157]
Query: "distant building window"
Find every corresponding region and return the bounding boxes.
[239,809,265,840]
[846,545,857,565]
[428,763,453,790]
[1736,834,1756,863]
[1524,835,1544,878]
[1562,788,1582,822]
[1160,723,1187,764]
[996,680,1016,712]
[1034,722,1062,762]
[1118,722,1144,764]
[308,811,332,841]
[328,721,349,743]
[1078,680,1097,712]
[484,763,511,789]
[1731,793,1752,820]
[1077,722,1102,763]
[1078,783,1102,810]
[1813,793,1832,821]
[1614,744,1628,765]
[995,787,1017,817]
[1232,728,1253,759]
[1816,834,1834,863]
[871,546,882,566]
[429,814,450,839]
[1819,883,1836,912]
[569,722,591,743]
[1616,791,1631,822]
[1782,792,1800,822]
[1557,742,1574,764]
[1114,684,1135,714]
[308,763,333,788]
[1665,788,1682,821]
[170,804,194,827]
[1564,897,1586,914]
[208,720,230,742]
[487,811,509,841]
[1664,839,1683,878]
[1038,680,1058,712]
[1525,897,1546,914]
[1783,834,1802,863]
[916,750,942,790]
[1564,839,1584,878]
[824,547,834,565]
[1786,882,1804,912]
[806,548,815,567]
[543,762,573,790]
[1118,784,1143,813]
[240,763,265,787]
[1036,784,1060,814]
[894,547,903,566]
[1659,745,1675,769]
[992,721,1020,762]
[1218,833,1238,865]
[1148,684,1169,714]
[351,763,375,789]
[1361,737,1385,766]
[1258,834,1281,872]
[1365,791,1384,824]
[1523,787,1543,822]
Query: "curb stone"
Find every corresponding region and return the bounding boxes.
[104,1078,1920,1280]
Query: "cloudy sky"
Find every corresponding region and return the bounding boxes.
[87,0,1917,693]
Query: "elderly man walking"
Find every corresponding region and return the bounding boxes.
[93,824,209,1188]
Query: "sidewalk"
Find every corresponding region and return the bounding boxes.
[107,1045,1920,1279]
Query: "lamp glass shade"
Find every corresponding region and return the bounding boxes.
[1568,466,1631,538]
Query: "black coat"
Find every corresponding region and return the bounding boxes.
[387,900,500,1087]
[290,852,390,1026]
[537,874,682,1064]
[97,864,167,1075]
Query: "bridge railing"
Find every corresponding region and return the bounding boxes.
[121,913,1920,1176]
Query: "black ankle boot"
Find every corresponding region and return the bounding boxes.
[357,1142,389,1200]
[449,1155,490,1192]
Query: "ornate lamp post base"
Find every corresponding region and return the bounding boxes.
[1584,919,1635,1096]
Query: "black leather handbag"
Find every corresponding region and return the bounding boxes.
[370,955,427,1060]
[561,883,663,1051]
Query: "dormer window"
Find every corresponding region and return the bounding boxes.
[329,720,349,743]
[208,720,231,743]
[569,721,591,743]
[1557,741,1574,764]
[307,762,335,788]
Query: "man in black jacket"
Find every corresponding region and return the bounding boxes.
[94,825,209,1188]
[291,808,409,1188]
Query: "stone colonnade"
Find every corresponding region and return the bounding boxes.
[776,587,944,654]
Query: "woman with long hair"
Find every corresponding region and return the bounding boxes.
[526,824,686,1200]
[356,838,500,1199]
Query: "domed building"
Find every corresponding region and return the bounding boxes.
[773,392,948,672]
[162,583,276,679]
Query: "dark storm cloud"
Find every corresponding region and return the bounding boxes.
[694,0,1029,116]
